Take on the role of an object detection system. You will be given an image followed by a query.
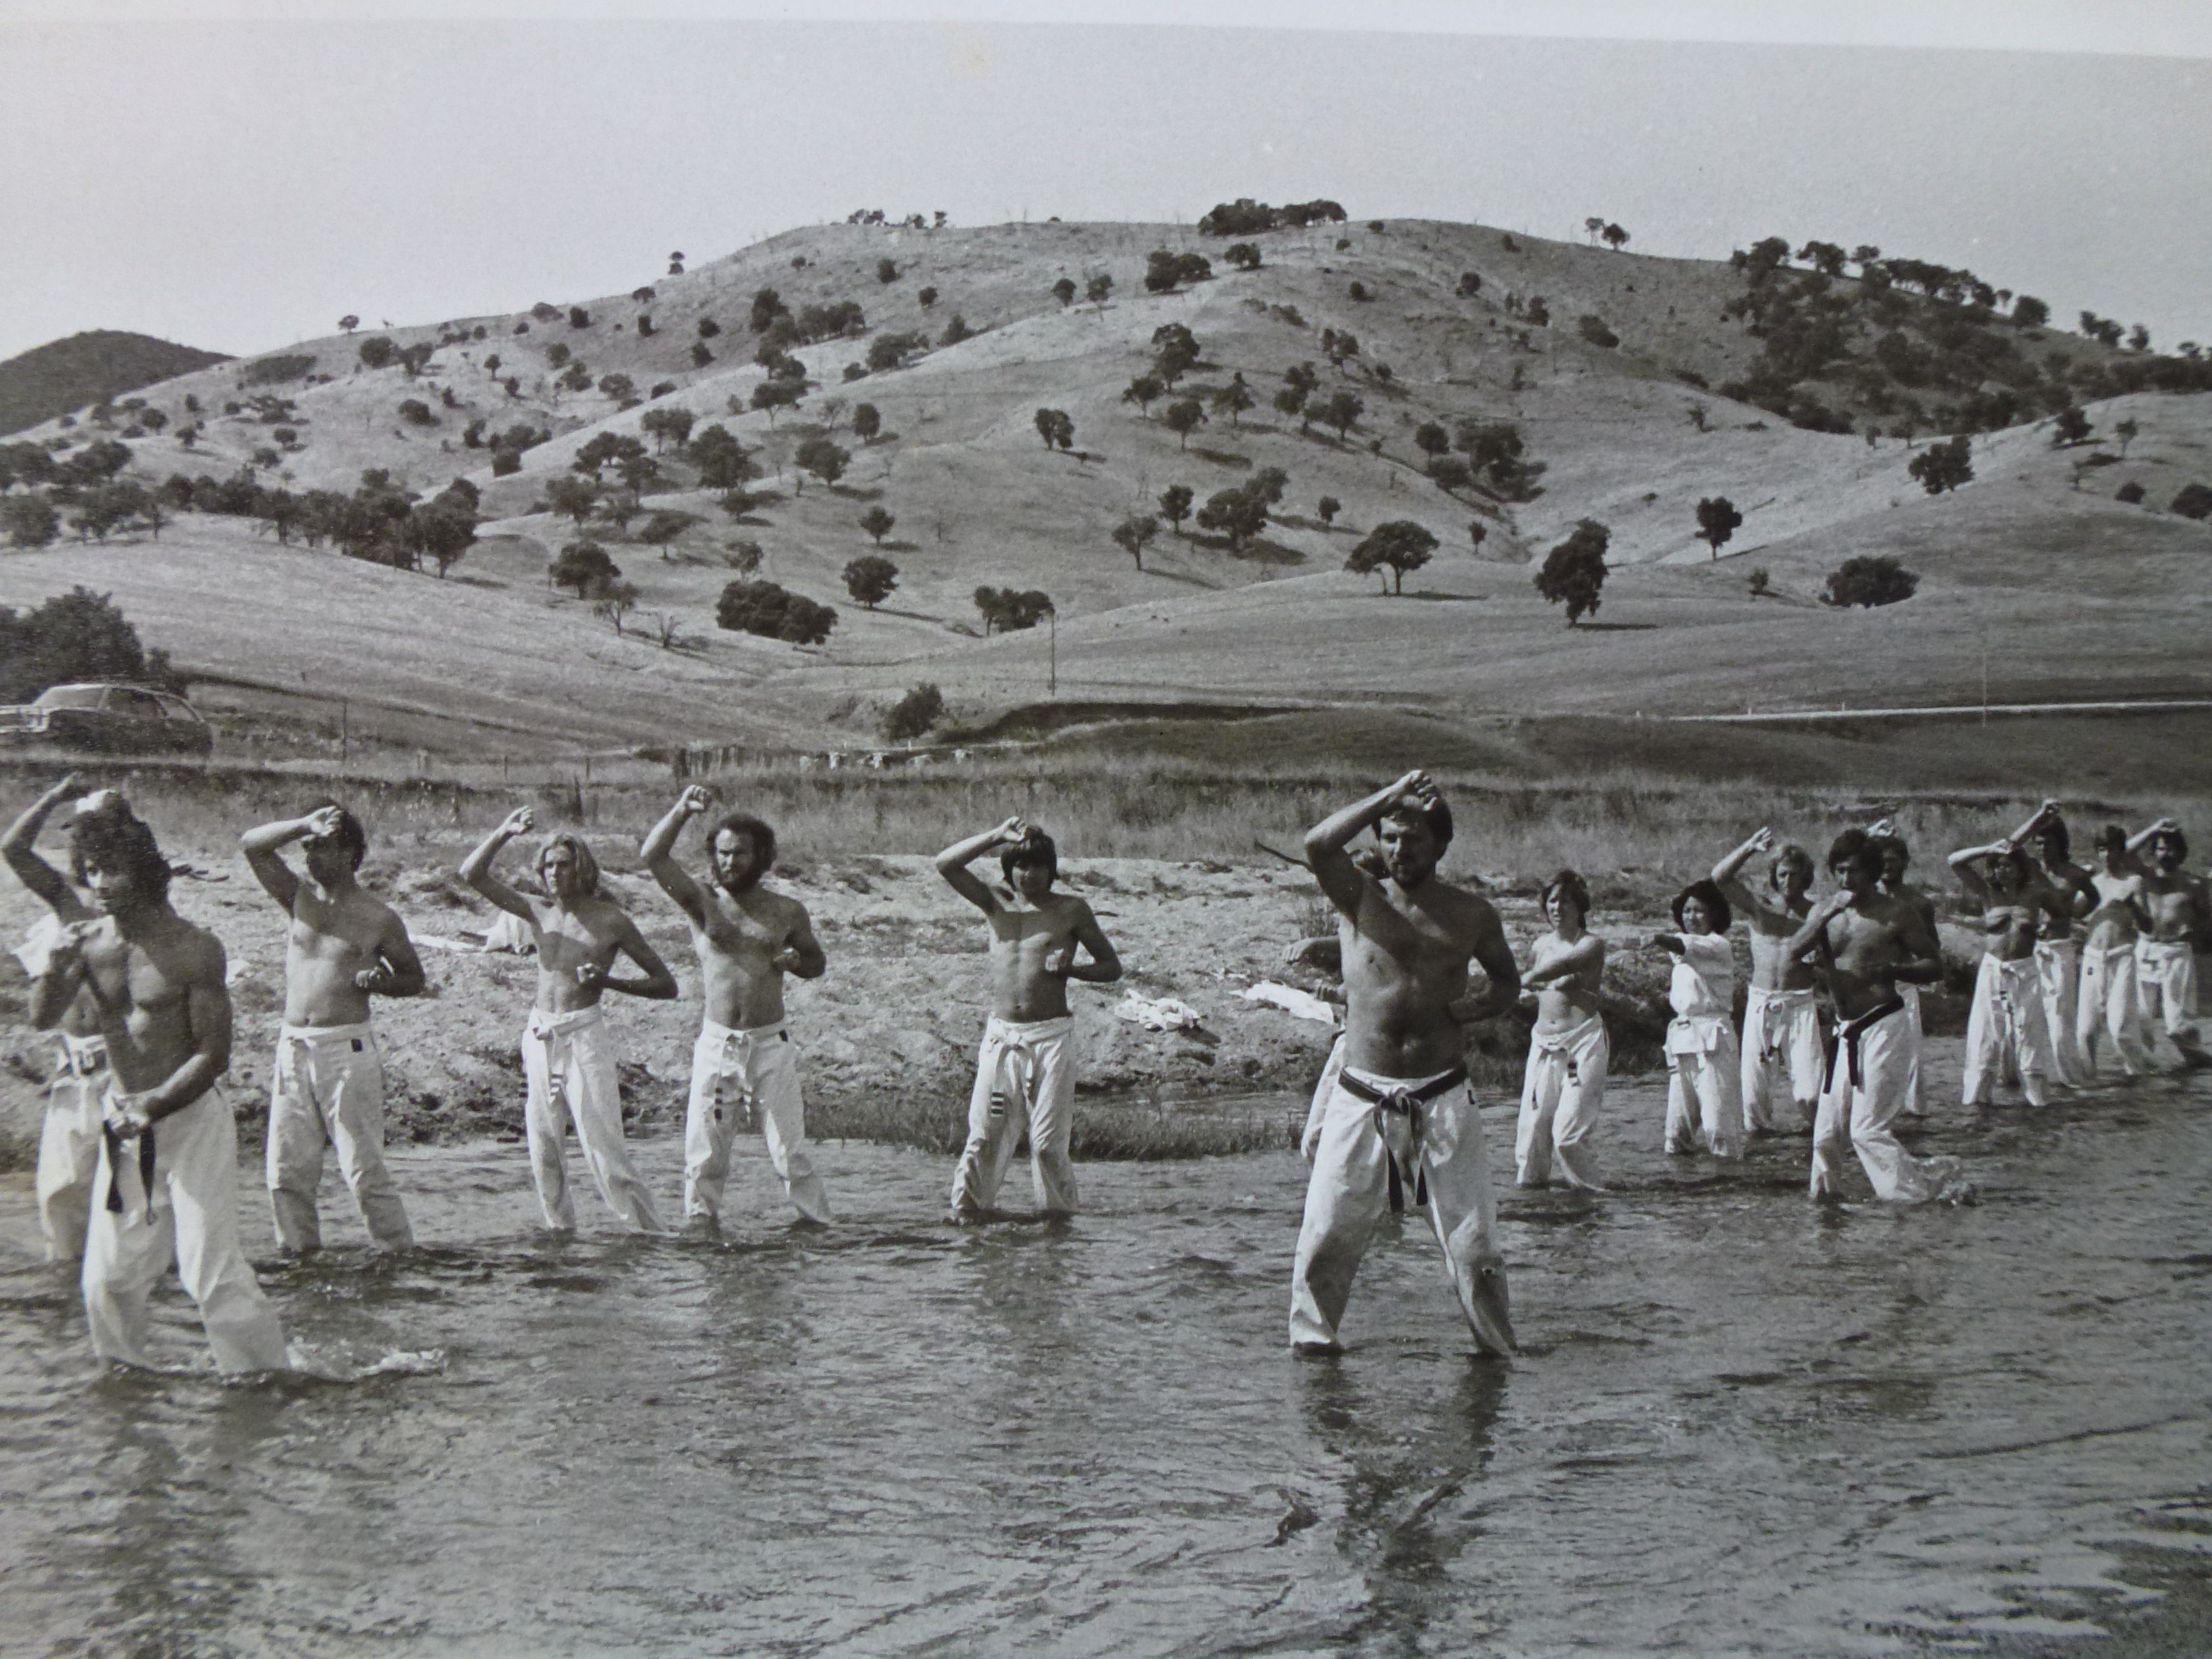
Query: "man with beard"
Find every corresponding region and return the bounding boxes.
[241,802,424,1253]
[33,803,289,1373]
[2127,818,2207,1067]
[641,786,834,1230]
[2013,802,2097,1088]
[1947,836,2070,1106]
[1290,771,1520,1357]
[461,807,676,1233]
[1792,831,1967,1204]
[1712,828,1823,1135]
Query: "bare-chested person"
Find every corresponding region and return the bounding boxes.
[1948,836,2073,1107]
[461,808,677,1233]
[641,786,833,1231]
[32,803,289,1372]
[1713,828,1822,1135]
[1290,772,1520,1356]
[1868,819,1939,1117]
[1514,868,1607,1190]
[1791,830,1968,1204]
[2079,825,2154,1077]
[2128,818,2208,1067]
[2016,803,2098,1088]
[937,817,1121,1220]
[241,803,424,1253]
[3,774,127,1262]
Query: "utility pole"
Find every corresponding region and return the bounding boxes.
[1048,607,1057,697]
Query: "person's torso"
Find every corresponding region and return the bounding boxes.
[282,886,385,1026]
[1529,930,1601,1031]
[81,919,206,1091]
[988,898,1079,1023]
[532,899,627,1012]
[1981,901,2040,961]
[1745,898,1815,990]
[1824,902,1911,1017]
[1340,882,1481,1076]
[2143,876,2202,943]
[2085,872,2144,946]
[691,884,792,1029]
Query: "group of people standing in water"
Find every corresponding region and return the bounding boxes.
[4,768,2204,1374]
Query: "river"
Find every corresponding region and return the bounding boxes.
[3,1040,2208,1657]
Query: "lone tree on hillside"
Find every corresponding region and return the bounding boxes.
[859,505,897,545]
[1534,519,1610,625]
[357,336,397,370]
[1212,373,1254,427]
[338,314,359,334]
[1602,222,1629,251]
[1152,323,1201,385]
[1414,422,1450,462]
[1163,399,1207,450]
[1122,374,1164,415]
[591,579,641,635]
[717,580,837,644]
[637,509,703,558]
[1034,408,1075,450]
[973,587,1053,634]
[545,475,600,528]
[2052,405,2094,447]
[877,258,899,285]
[551,540,621,598]
[853,403,882,442]
[640,406,693,450]
[882,682,945,744]
[1111,513,1160,571]
[843,554,899,608]
[796,436,850,487]
[1318,390,1364,442]
[1052,278,1077,307]
[1467,518,1488,553]
[1345,520,1437,594]
[1159,483,1194,535]
[1194,485,1268,552]
[1907,435,1974,495]
[2115,417,2140,460]
[1695,496,1744,559]
[1317,496,1341,530]
[1086,273,1113,307]
[1822,555,1919,608]
[751,378,803,424]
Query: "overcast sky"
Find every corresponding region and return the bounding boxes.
[3,3,2208,363]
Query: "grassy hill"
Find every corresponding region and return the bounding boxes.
[1,216,2207,756]
[0,330,230,436]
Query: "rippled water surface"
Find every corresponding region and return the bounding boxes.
[4,1041,2210,1657]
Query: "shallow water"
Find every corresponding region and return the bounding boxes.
[3,1041,2210,1658]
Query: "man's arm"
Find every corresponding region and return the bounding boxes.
[1891,898,1945,986]
[639,786,715,925]
[935,818,1023,914]
[1304,771,1427,918]
[1456,906,1522,1023]
[358,906,428,998]
[1947,841,1998,906]
[1710,827,1773,910]
[2008,799,2060,847]
[1784,893,1848,963]
[237,811,331,908]
[1045,898,1122,984]
[2125,817,2179,855]
[459,808,540,924]
[772,900,828,981]
[2,773,91,919]
[28,926,92,1029]
[580,909,679,1000]
[114,936,232,1131]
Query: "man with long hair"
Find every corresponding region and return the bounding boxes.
[2128,818,2207,1067]
[1712,828,1823,1135]
[2015,802,2097,1088]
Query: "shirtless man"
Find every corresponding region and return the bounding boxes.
[1290,772,1520,1356]
[241,803,424,1253]
[32,804,289,1373]
[1713,828,1822,1135]
[2078,825,2154,1078]
[2128,819,2208,1066]
[1515,868,1606,1190]
[2016,803,2097,1088]
[1948,836,2072,1106]
[937,817,1121,1219]
[461,808,677,1232]
[1868,820,1939,1116]
[3,774,124,1262]
[1791,830,1966,1204]
[641,786,833,1231]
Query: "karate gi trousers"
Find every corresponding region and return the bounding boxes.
[81,1088,290,1375]
[950,1014,1078,1216]
[2034,936,2090,1088]
[1962,955,2053,1106]
[38,1034,108,1263]
[520,1006,664,1233]
[1298,1034,1348,1161]
[1290,1064,1513,1355]
[2078,940,2152,1078]
[1664,1013,1743,1158]
[1741,985,1822,1133]
[2135,938,2200,1056]
[1897,983,1927,1116]
[1516,1016,1607,1189]
[684,1020,834,1224]
[1810,1001,1963,1203]
[266,1022,414,1252]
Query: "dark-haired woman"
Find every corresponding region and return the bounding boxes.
[1653,880,1742,1159]
[1516,870,1607,1189]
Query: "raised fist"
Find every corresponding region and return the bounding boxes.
[677,785,715,817]
[500,806,536,838]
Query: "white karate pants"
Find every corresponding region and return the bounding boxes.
[951,1015,1078,1216]
[1741,986,1822,1133]
[1516,1016,1607,1189]
[37,1036,108,1263]
[520,1007,665,1233]
[1811,1005,1962,1203]
[2135,938,2200,1057]
[685,1020,834,1224]
[2078,941,2152,1078]
[1664,1015,1743,1158]
[1962,955,2053,1106]
[2034,937,2090,1088]
[266,1023,414,1252]
[1290,1069,1513,1355]
[1897,983,1927,1116]
[81,1088,289,1375]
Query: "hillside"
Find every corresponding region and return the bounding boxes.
[0,330,230,436]
[1,215,2207,753]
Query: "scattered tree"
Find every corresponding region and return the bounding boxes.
[691,342,714,368]
[1194,485,1268,551]
[1534,518,1611,624]
[356,336,397,370]
[2171,482,2212,521]
[859,506,897,546]
[1317,390,1364,442]
[1034,408,1075,450]
[590,578,641,634]
[1317,495,1341,530]
[640,406,694,451]
[853,403,882,443]
[1159,483,1194,535]
[1211,374,1253,427]
[1414,421,1450,461]
[1576,314,1620,348]
[1085,273,1113,307]
[725,539,764,572]
[1111,513,1160,570]
[338,314,359,334]
[2115,417,2140,460]
[1602,222,1629,251]
[551,539,620,598]
[877,258,899,285]
[2052,405,2094,446]
[882,682,945,744]
[2012,294,2050,328]
[751,379,803,424]
[843,553,899,607]
[1456,271,1482,297]
[972,587,1054,633]
[637,508,703,558]
[544,475,600,527]
[2116,481,2146,505]
[918,286,938,308]
[1822,555,1919,608]
[796,436,850,487]
[3,494,60,549]
[690,424,752,489]
[568,306,590,329]
[1122,374,1164,415]
[938,314,972,347]
[1344,520,1437,594]
[1466,518,1488,554]
[1907,435,1974,494]
[1052,278,1077,307]
[717,579,837,644]
[1152,323,1201,385]
[1162,399,1207,449]
[1695,496,1743,559]
[1224,243,1261,271]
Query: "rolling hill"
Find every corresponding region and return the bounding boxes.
[1,214,2206,756]
[0,330,230,436]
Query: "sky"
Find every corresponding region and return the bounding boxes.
[2,3,2209,364]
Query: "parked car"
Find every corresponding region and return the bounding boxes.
[0,683,215,756]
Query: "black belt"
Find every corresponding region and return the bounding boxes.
[1338,1064,1468,1212]
[1822,998,1906,1094]
[102,1122,156,1216]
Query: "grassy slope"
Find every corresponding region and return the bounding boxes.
[2,220,2206,750]
[0,330,230,436]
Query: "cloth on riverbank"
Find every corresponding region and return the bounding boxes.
[519,1006,664,1233]
[267,1022,414,1252]
[1811,999,1965,1204]
[685,1019,833,1224]
[1114,993,1203,1032]
[37,1033,106,1264]
[1963,955,2053,1107]
[1741,984,1821,1134]
[1518,1014,1608,1190]
[1239,981,1341,1026]
[952,1014,1078,1217]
